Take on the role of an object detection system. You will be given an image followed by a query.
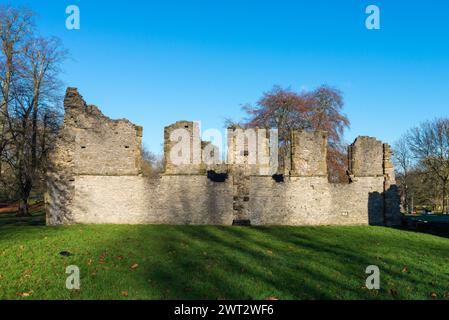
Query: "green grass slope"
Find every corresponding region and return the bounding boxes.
[0,211,448,300]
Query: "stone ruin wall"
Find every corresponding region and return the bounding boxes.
[46,88,402,226]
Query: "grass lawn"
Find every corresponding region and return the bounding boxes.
[0,210,448,300]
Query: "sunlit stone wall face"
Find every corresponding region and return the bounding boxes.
[46,88,401,227]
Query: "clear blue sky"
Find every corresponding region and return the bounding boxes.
[4,0,449,154]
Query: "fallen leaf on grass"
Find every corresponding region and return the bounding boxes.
[401,267,408,273]
[121,291,129,297]
[431,293,438,299]
[23,269,33,277]
[16,291,32,297]
[130,263,139,269]
[266,296,279,300]
[444,293,449,298]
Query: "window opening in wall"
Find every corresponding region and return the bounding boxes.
[206,170,228,182]
[272,174,284,183]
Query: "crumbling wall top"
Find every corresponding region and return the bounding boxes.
[290,130,328,177]
[61,88,143,176]
[348,136,384,177]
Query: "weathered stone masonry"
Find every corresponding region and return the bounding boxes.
[46,88,402,226]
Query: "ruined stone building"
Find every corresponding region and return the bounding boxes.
[46,88,402,226]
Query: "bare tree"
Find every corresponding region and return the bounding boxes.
[0,6,66,215]
[393,135,414,212]
[141,145,163,178]
[0,6,34,175]
[6,36,66,215]
[407,118,449,213]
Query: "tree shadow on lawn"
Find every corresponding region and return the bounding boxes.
[113,223,449,300]
[0,213,45,227]
[1,222,447,300]
[258,226,449,297]
[2,211,448,300]
[62,224,362,299]
[0,209,71,245]
[0,210,49,244]
[109,224,432,300]
[0,209,46,227]
[150,226,366,299]
[397,223,449,239]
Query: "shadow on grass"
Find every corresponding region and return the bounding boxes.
[399,216,449,239]
[139,226,356,299]
[0,209,60,244]
[0,210,46,227]
[1,209,448,299]
[115,224,448,300]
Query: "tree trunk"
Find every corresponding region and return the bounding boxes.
[16,142,33,218]
[0,46,12,136]
[403,184,409,213]
[17,197,31,217]
[31,90,39,171]
[17,176,33,217]
[0,51,12,181]
[443,182,447,214]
